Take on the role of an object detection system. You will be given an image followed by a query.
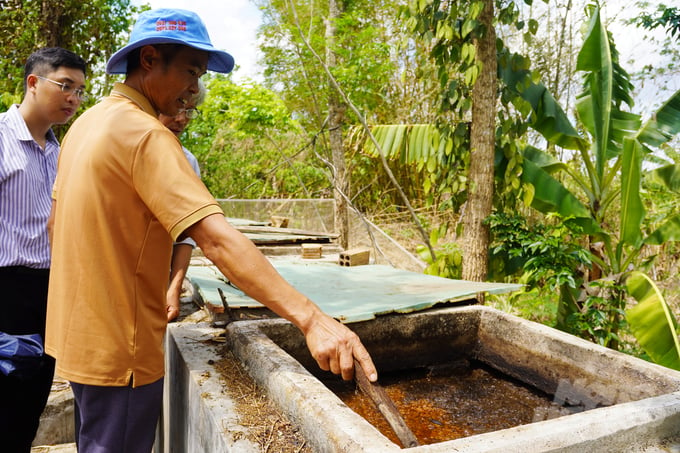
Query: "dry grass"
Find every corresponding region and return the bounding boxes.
[213,350,312,453]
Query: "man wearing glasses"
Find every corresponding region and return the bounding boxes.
[159,79,206,322]
[0,46,87,452]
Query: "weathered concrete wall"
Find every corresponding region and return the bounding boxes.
[36,305,680,453]
[157,322,261,453]
[224,306,680,452]
[31,443,76,452]
[33,380,74,448]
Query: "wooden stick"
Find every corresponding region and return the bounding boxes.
[353,360,419,448]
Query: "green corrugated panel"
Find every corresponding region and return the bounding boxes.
[188,263,522,323]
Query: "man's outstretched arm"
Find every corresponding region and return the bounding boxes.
[187,213,377,382]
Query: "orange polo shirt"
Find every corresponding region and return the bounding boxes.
[46,83,222,387]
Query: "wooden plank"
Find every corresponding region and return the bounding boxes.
[234,225,339,239]
[244,233,331,245]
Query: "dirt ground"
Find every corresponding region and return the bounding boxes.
[213,349,313,452]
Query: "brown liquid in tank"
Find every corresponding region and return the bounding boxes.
[326,360,569,446]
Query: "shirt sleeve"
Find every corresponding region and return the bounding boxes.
[175,236,197,248]
[131,128,222,241]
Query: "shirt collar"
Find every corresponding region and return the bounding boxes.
[6,104,59,151]
[110,82,157,117]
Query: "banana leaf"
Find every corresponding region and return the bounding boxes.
[626,271,680,370]
[609,109,642,158]
[521,156,601,235]
[380,124,403,159]
[644,214,680,245]
[637,88,680,148]
[498,50,588,152]
[575,6,612,180]
[522,146,568,174]
[620,138,644,246]
[363,124,438,164]
[649,163,680,194]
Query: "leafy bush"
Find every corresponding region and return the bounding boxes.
[486,213,592,291]
[416,223,463,279]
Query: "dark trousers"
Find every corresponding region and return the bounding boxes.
[0,266,55,453]
[71,378,164,453]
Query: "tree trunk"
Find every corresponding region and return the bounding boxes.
[41,0,63,47]
[461,0,497,285]
[327,0,349,249]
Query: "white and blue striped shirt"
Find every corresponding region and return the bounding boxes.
[0,105,60,268]
[176,146,201,248]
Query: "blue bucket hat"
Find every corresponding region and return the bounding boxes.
[106,8,234,74]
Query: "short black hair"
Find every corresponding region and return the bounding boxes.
[24,47,87,92]
[125,44,184,74]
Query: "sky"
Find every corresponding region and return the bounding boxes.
[131,0,264,82]
[603,1,680,114]
[129,1,677,115]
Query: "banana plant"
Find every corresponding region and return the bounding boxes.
[626,271,680,370]
[346,45,585,207]
[646,162,680,244]
[519,3,680,344]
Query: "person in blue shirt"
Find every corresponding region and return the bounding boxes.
[0,46,87,453]
[159,79,206,321]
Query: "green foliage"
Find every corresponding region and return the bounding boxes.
[404,0,540,110]
[515,5,680,351]
[346,123,469,210]
[632,3,680,39]
[0,92,20,112]
[521,5,680,267]
[416,223,463,279]
[493,46,587,213]
[255,0,439,213]
[403,0,543,118]
[488,288,558,325]
[183,76,328,199]
[0,0,142,108]
[344,46,585,213]
[562,278,629,348]
[257,0,402,128]
[486,213,592,290]
[498,49,588,152]
[402,0,581,220]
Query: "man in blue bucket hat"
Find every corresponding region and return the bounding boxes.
[45,9,377,452]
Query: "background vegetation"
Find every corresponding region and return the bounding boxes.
[2,0,679,364]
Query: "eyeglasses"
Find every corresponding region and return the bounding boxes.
[35,75,89,102]
[179,108,201,119]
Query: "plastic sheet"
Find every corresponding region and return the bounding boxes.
[0,332,44,378]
